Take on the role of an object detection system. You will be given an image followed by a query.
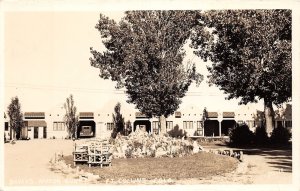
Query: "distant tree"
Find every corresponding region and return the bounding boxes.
[7,96,23,140]
[64,94,79,139]
[270,125,291,145]
[90,11,203,135]
[229,124,254,145]
[191,10,291,135]
[111,102,125,138]
[125,120,132,136]
[254,125,269,145]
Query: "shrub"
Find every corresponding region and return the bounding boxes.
[270,126,291,145]
[229,124,254,145]
[168,124,187,138]
[254,126,269,145]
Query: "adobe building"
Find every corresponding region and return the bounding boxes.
[4,101,292,140]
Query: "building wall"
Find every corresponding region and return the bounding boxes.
[16,102,292,139]
[45,109,68,139]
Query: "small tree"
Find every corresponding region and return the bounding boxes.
[111,102,125,138]
[7,96,24,140]
[270,126,291,145]
[229,123,254,146]
[125,120,132,136]
[254,125,269,145]
[64,94,79,139]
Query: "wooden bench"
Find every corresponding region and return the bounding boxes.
[72,143,89,166]
[87,142,112,168]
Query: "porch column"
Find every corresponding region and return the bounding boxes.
[219,121,222,137]
[202,121,205,137]
[131,122,134,133]
[150,121,153,135]
[217,110,223,137]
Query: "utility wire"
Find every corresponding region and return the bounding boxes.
[4,83,224,96]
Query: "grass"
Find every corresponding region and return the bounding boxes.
[63,152,238,182]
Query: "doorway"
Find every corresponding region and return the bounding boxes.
[34,127,39,139]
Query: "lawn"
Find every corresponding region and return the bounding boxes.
[63,152,238,182]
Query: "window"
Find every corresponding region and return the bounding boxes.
[5,122,8,131]
[53,122,65,131]
[285,121,292,128]
[107,123,114,131]
[183,121,193,129]
[152,121,159,134]
[196,121,203,136]
[166,121,173,130]
[237,120,244,125]
[196,121,203,129]
[246,120,255,128]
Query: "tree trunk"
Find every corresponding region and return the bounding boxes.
[12,128,16,140]
[159,115,167,136]
[264,99,275,136]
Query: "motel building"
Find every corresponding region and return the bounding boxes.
[3,101,292,140]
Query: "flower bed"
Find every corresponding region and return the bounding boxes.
[108,128,204,159]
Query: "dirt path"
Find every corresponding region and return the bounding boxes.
[4,140,292,186]
[4,139,81,186]
[199,146,292,184]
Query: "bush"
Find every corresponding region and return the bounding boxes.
[168,125,187,138]
[229,124,254,145]
[254,126,269,145]
[270,126,291,145]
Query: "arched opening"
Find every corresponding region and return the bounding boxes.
[221,120,236,136]
[204,120,219,137]
[133,120,151,133]
[77,120,96,138]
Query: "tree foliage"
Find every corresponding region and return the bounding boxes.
[229,124,254,145]
[7,96,24,140]
[270,126,291,145]
[191,10,291,133]
[64,94,79,139]
[90,11,203,133]
[111,102,125,138]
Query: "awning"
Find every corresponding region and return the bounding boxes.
[223,112,235,118]
[25,120,47,127]
[79,112,94,119]
[207,112,218,118]
[24,112,45,118]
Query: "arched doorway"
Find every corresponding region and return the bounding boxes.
[133,120,151,133]
[204,120,219,137]
[221,120,236,136]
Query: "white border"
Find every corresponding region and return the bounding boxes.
[1,0,299,191]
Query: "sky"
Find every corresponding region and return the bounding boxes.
[4,11,264,112]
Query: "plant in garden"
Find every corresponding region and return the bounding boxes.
[125,120,132,136]
[191,10,292,135]
[64,94,79,139]
[254,125,269,145]
[111,102,125,138]
[90,11,203,134]
[7,96,24,140]
[229,124,254,145]
[270,126,291,145]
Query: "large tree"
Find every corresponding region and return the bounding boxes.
[190,10,291,135]
[90,11,203,134]
[7,96,24,140]
[64,94,79,139]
